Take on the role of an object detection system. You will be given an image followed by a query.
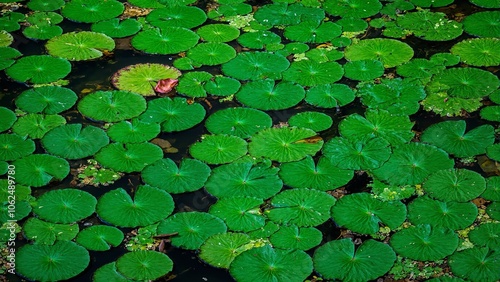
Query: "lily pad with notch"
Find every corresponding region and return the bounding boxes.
[23,217,79,245]
[96,186,174,228]
[288,112,332,132]
[76,225,124,251]
[470,0,500,8]
[116,250,173,281]
[449,246,500,282]
[146,6,206,29]
[344,38,414,68]
[176,71,213,98]
[12,114,66,139]
[204,76,241,97]
[451,38,500,67]
[397,10,463,41]
[222,52,290,81]
[237,30,281,49]
[305,83,356,108]
[46,31,115,61]
[0,47,21,71]
[482,176,500,201]
[423,168,486,202]
[131,27,199,55]
[6,55,71,84]
[106,119,161,143]
[23,25,63,40]
[283,60,344,87]
[343,59,385,81]
[254,2,323,26]
[187,42,236,66]
[27,0,65,11]
[33,188,96,224]
[469,222,500,250]
[91,18,142,38]
[270,225,322,251]
[95,142,163,173]
[13,154,69,187]
[93,262,131,282]
[61,0,124,23]
[205,107,272,139]
[0,134,35,161]
[323,0,382,18]
[463,11,500,38]
[199,232,251,269]
[16,86,77,114]
[78,90,146,122]
[190,134,248,165]
[236,79,305,111]
[196,24,240,42]
[284,21,341,43]
[209,196,265,232]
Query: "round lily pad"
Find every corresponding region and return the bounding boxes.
[78,90,146,122]
[470,0,500,8]
[305,83,356,108]
[314,238,396,282]
[196,24,240,42]
[41,124,109,160]
[237,30,281,49]
[0,30,12,47]
[236,79,305,111]
[95,142,163,173]
[111,63,181,97]
[26,12,63,25]
[430,52,460,66]
[463,11,500,37]
[93,262,130,282]
[288,112,332,132]
[27,0,64,11]
[0,107,16,133]
[142,158,210,194]
[268,188,336,227]
[139,97,206,132]
[0,46,22,71]
[344,38,414,68]
[116,251,173,281]
[230,245,313,282]
[390,224,459,261]
[423,169,486,202]
[421,120,495,158]
[343,59,385,81]
[204,160,283,199]
[487,202,500,220]
[157,211,227,250]
[408,196,478,230]
[270,225,322,251]
[76,225,124,251]
[106,119,161,143]
[17,241,90,281]
[23,217,79,245]
[449,247,500,282]
[279,156,353,191]
[203,76,241,96]
[396,58,445,79]
[372,143,454,186]
[6,55,71,84]
[96,186,174,228]
[199,232,251,269]
[483,176,500,201]
[91,18,142,38]
[16,86,77,114]
[254,2,322,26]
[187,42,236,66]
[33,188,97,224]
[429,67,500,99]
[23,25,63,40]
[209,196,265,232]
[190,134,247,165]
[469,222,500,249]
[283,60,344,87]
[131,27,199,55]
[12,114,66,139]
[205,107,272,139]
[176,71,212,97]
[0,134,35,161]
[397,10,463,41]
[481,106,500,122]
[147,6,206,29]
[284,21,341,43]
[222,52,290,81]
[13,154,69,187]
[61,0,124,23]
[331,192,407,234]
[46,31,115,61]
[451,38,500,67]
[249,127,323,163]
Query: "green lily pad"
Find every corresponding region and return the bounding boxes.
[487,202,500,220]
[147,6,206,29]
[469,222,500,249]
[205,160,283,199]
[176,71,213,97]
[13,154,69,187]
[483,176,500,201]
[449,247,500,282]
[46,31,115,61]
[91,18,142,38]
[410,0,454,7]
[430,52,461,66]
[12,114,66,139]
[390,224,459,261]
[142,158,210,194]
[279,156,353,191]
[6,55,71,84]
[463,11,500,37]
[23,217,79,245]
[268,188,336,227]
[203,76,241,96]
[209,196,265,232]
[106,119,161,143]
[396,58,445,79]
[27,0,65,11]
[481,106,500,122]
[15,86,77,114]
[254,2,323,25]
[0,46,21,71]
[205,107,272,139]
[237,30,281,49]
[62,0,124,22]
[230,245,313,282]
[423,169,486,202]
[190,134,248,165]
[397,10,463,41]
[33,188,97,224]
[270,225,322,251]
[288,112,332,132]
[96,186,174,228]
[0,134,35,161]
[343,59,385,81]
[331,192,406,234]
[23,25,63,40]
[421,120,495,158]
[157,211,227,250]
[76,225,124,251]
[0,107,16,133]
[187,42,236,66]
[249,127,323,163]
[41,124,109,160]
[344,38,414,68]
[222,52,290,80]
[336,16,369,31]
[284,21,341,43]
[78,90,146,122]
[196,24,240,42]
[283,60,344,87]
[199,232,251,269]
[131,27,199,55]
[236,79,305,110]
[17,241,90,281]
[93,262,131,282]
[314,238,396,282]
[0,30,12,47]
[95,142,163,173]
[305,83,356,108]
[470,0,500,8]
[451,38,500,67]
[116,251,173,280]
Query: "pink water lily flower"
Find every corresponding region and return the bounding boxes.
[154,78,178,94]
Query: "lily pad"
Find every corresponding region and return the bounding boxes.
[93,262,132,282]
[146,6,206,29]
[13,154,69,187]
[254,2,323,26]
[33,188,97,224]
[78,90,146,122]
[96,186,174,228]
[249,127,323,163]
[305,83,356,108]
[470,0,500,8]
[449,247,500,282]
[332,192,406,234]
[176,71,213,97]
[204,160,283,199]
[222,52,290,80]
[106,119,161,143]
[199,232,251,269]
[279,156,353,191]
[196,24,240,42]
[314,238,396,282]
[284,21,341,43]
[138,97,206,132]
[209,196,265,232]
[483,176,500,201]
[288,112,332,132]
[451,38,500,67]
[343,59,385,81]
[469,222,500,249]
[423,169,486,202]
[27,0,65,11]
[230,245,313,282]
[421,120,495,158]
[131,27,199,55]
[187,42,236,66]
[62,0,124,23]
[46,31,115,61]
[95,142,163,173]
[91,18,142,38]
[190,134,247,165]
[17,241,90,281]
[41,124,109,160]
[142,158,210,194]
[0,107,15,133]
[481,106,500,122]
[270,225,322,251]
[283,60,344,87]
[463,11,500,37]
[205,107,272,139]
[111,63,181,96]
[23,25,63,40]
[0,47,21,71]
[268,188,336,227]
[6,55,71,84]
[236,79,305,110]
[76,225,124,251]
[15,86,77,114]
[0,134,35,161]
[237,30,281,49]
[116,251,173,281]
[203,76,241,96]
[23,217,79,245]
[397,10,463,41]
[344,38,414,68]
[410,0,454,7]
[396,58,445,79]
[157,212,227,250]
[12,114,66,139]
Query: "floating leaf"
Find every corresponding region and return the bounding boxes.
[199,232,251,269]
[78,90,146,122]
[16,86,77,114]
[190,134,247,165]
[6,55,71,84]
[470,0,500,8]
[209,196,265,232]
[283,60,343,87]
[423,169,486,202]
[254,2,323,26]
[23,25,63,40]
[469,222,500,249]
[230,245,313,282]
[0,46,21,71]
[95,143,163,173]
[12,114,66,139]
[142,158,210,194]
[336,16,369,31]
[483,176,500,201]
[131,27,199,55]
[268,188,336,227]
[314,238,396,282]
[176,71,212,97]
[390,224,459,261]
[343,59,385,81]
[13,154,69,187]
[23,217,79,245]
[91,18,142,38]
[205,107,272,139]
[0,134,35,161]
[236,79,305,110]
[147,6,206,29]
[203,76,241,96]
[0,107,15,133]
[279,156,353,191]
[93,262,130,282]
[451,38,500,67]
[344,38,414,68]
[284,21,341,43]
[116,251,173,280]
[270,225,322,251]
[76,225,124,251]
[187,42,236,66]
[288,112,332,132]
[449,247,500,282]
[463,11,500,37]
[249,127,323,163]
[27,0,65,11]
[96,186,174,228]
[410,0,454,7]
[396,58,445,79]
[46,31,115,61]
[205,160,283,199]
[222,52,290,80]
[61,0,124,23]
[17,241,90,281]
[305,83,356,108]
[237,30,281,49]
[196,24,240,42]
[106,119,160,143]
[157,212,227,250]
[397,10,463,41]
[421,120,494,158]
